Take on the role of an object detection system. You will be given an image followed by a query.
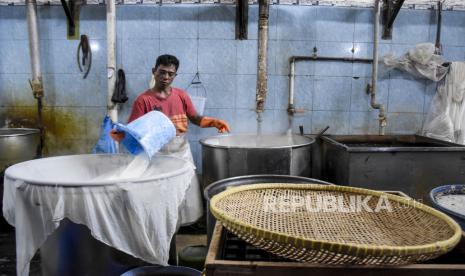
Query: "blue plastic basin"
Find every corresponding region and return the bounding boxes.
[430,184,465,230]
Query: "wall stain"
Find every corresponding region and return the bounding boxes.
[3,102,88,156]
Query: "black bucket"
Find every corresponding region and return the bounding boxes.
[121,265,201,276]
[203,174,333,245]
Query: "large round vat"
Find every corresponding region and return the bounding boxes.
[3,154,194,276]
[200,134,315,189]
[204,174,332,244]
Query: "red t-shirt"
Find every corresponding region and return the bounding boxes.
[128,88,197,135]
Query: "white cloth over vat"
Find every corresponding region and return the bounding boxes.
[2,154,195,276]
[423,62,465,144]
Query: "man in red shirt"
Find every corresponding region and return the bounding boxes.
[111,54,230,139]
[110,54,230,230]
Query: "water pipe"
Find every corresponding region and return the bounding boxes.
[288,55,373,116]
[370,0,387,135]
[107,0,117,122]
[255,0,269,115]
[26,0,44,156]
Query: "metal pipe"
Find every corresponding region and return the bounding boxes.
[288,55,373,116]
[26,0,44,156]
[371,0,387,135]
[435,1,443,55]
[107,0,117,122]
[288,58,295,112]
[255,0,269,114]
[292,56,373,63]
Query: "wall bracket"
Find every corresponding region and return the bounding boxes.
[60,0,81,39]
[235,0,248,40]
[382,0,405,39]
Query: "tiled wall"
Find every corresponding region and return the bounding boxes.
[1,4,465,170]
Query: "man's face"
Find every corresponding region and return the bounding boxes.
[153,64,177,89]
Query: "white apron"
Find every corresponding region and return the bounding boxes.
[159,135,203,226]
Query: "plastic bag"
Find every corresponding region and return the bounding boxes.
[422,62,465,144]
[382,43,449,81]
[92,115,117,154]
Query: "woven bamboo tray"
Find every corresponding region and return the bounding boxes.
[210,183,462,265]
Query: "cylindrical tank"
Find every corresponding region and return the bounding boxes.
[200,134,315,190]
[204,174,333,245]
[0,128,40,230]
[0,128,40,172]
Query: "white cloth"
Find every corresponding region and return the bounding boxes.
[159,136,204,226]
[2,154,195,276]
[423,62,465,144]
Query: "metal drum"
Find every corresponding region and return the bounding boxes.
[0,128,40,230]
[0,128,40,172]
[200,134,315,190]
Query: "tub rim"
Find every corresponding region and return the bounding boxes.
[0,128,40,137]
[200,133,315,149]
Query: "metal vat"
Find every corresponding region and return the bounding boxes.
[200,134,315,189]
[319,135,465,202]
[0,128,40,172]
[204,174,332,245]
[1,128,40,230]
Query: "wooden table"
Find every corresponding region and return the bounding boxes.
[205,223,465,276]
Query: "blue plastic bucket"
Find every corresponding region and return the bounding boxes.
[430,184,465,230]
[115,111,176,158]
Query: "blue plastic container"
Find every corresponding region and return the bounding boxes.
[121,265,201,276]
[430,184,465,230]
[115,111,176,158]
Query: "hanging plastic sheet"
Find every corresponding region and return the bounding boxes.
[382,43,449,82]
[423,62,465,144]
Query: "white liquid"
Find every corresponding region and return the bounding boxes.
[118,153,150,179]
[436,194,465,216]
[91,153,150,181]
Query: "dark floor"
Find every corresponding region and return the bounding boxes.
[0,222,206,276]
[0,229,41,276]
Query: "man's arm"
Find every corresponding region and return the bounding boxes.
[190,115,203,126]
[189,114,230,133]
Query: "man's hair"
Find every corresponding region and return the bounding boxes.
[155,54,179,71]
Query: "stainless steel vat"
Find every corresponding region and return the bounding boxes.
[204,174,333,245]
[200,134,315,189]
[319,135,465,202]
[1,128,40,230]
[0,128,40,172]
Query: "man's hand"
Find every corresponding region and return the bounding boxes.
[109,129,125,142]
[199,117,231,133]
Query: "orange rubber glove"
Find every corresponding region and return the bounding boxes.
[109,129,125,142]
[200,117,230,133]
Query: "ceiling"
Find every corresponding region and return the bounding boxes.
[1,0,464,11]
